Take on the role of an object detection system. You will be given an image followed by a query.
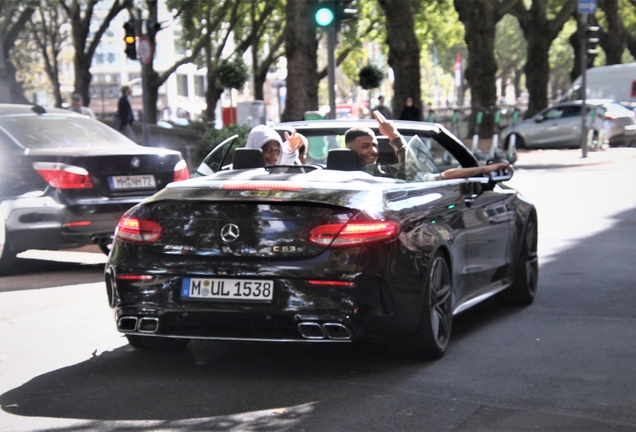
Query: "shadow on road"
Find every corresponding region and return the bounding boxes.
[1,207,635,430]
[0,257,104,292]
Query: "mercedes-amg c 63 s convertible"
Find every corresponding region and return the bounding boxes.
[105,120,538,359]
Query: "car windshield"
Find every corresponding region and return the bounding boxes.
[0,114,134,148]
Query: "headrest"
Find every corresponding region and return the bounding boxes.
[326,149,360,171]
[232,148,266,170]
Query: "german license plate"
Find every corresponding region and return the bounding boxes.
[108,175,156,190]
[181,277,274,302]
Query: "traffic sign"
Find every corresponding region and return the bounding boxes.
[138,36,152,64]
[578,0,597,13]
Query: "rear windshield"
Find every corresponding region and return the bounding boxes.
[0,114,133,148]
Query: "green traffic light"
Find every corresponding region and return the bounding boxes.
[315,7,334,26]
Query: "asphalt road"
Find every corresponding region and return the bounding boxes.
[0,148,635,431]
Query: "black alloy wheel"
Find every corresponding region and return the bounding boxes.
[99,242,112,256]
[126,335,190,351]
[410,253,453,359]
[501,220,539,305]
[0,225,16,274]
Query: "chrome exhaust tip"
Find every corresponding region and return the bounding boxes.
[117,316,138,333]
[323,323,353,340]
[137,317,159,333]
[297,322,326,339]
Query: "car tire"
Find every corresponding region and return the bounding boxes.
[99,242,112,256]
[409,253,453,359]
[501,219,539,305]
[0,223,16,274]
[125,335,190,351]
[506,133,525,150]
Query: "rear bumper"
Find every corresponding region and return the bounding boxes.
[105,245,427,343]
[2,195,140,252]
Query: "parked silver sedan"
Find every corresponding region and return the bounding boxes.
[502,100,636,149]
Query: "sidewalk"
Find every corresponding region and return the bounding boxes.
[513,147,636,169]
[461,137,636,169]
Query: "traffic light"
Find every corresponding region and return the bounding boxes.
[145,19,161,43]
[586,25,600,68]
[336,0,358,24]
[123,20,136,60]
[315,0,335,27]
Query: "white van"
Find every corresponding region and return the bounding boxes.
[562,63,636,104]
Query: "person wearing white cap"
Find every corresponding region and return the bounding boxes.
[244,124,307,165]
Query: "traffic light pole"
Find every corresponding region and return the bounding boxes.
[138,10,150,147]
[327,25,337,120]
[580,12,588,158]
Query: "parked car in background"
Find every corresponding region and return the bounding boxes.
[502,100,636,149]
[561,63,636,104]
[106,119,538,359]
[0,104,189,272]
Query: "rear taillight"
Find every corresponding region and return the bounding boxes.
[33,162,93,189]
[308,220,400,247]
[115,216,162,243]
[117,275,155,281]
[173,160,190,182]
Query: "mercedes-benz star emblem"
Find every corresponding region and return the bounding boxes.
[130,157,141,168]
[220,224,240,243]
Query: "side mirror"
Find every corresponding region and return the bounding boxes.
[533,114,544,123]
[486,160,514,183]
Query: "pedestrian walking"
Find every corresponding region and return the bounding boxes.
[399,97,422,121]
[371,95,392,119]
[69,93,95,118]
[115,85,135,141]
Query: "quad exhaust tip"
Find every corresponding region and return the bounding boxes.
[117,316,159,334]
[297,322,352,340]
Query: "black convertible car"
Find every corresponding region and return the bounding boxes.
[105,120,538,359]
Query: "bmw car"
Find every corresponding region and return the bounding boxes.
[0,104,189,272]
[105,119,537,359]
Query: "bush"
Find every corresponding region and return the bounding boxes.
[359,64,385,90]
[191,123,252,168]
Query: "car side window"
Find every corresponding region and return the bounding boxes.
[193,135,240,177]
[367,135,457,183]
[563,106,581,117]
[544,108,564,119]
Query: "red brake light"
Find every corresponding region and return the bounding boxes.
[117,275,155,281]
[173,159,190,182]
[63,221,93,227]
[33,162,93,189]
[308,280,356,287]
[115,216,162,242]
[308,220,400,247]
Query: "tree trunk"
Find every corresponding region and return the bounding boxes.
[0,5,35,104]
[511,0,577,118]
[378,0,421,120]
[282,0,318,122]
[524,31,552,116]
[64,0,131,107]
[569,28,581,83]
[454,0,498,137]
[599,0,624,65]
[254,64,268,101]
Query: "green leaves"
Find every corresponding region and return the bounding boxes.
[216,56,250,90]
[358,64,384,90]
